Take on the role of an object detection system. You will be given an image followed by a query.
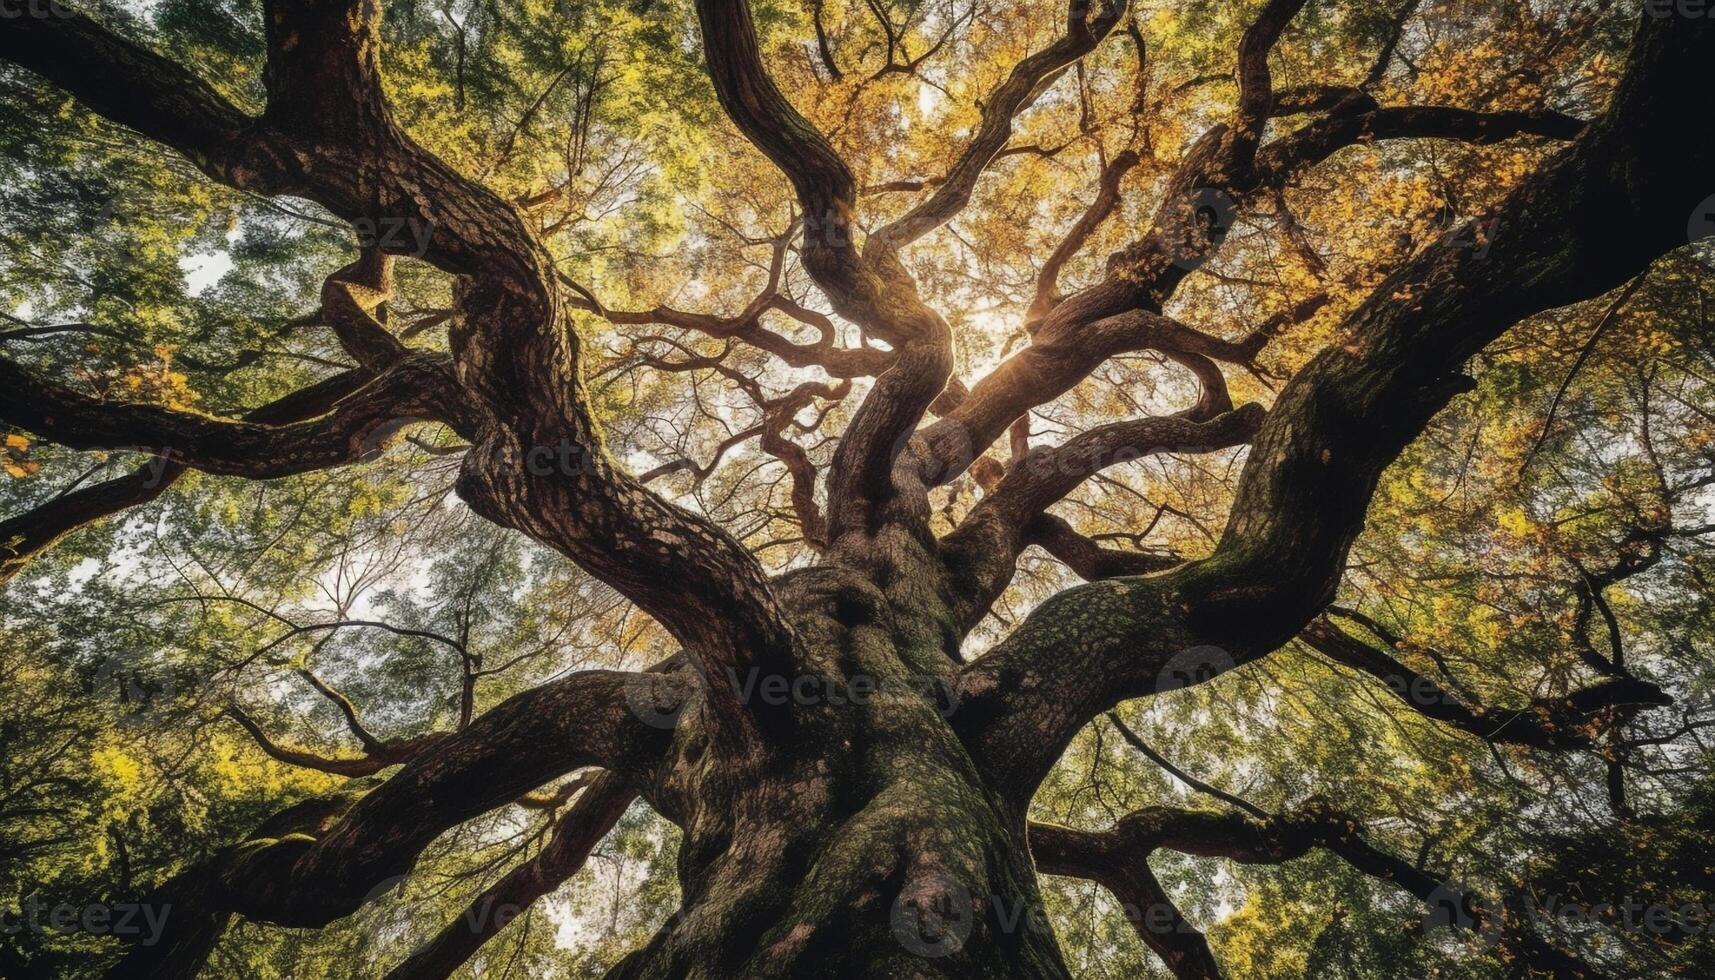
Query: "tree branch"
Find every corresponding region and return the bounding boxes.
[259,0,388,133]
[1032,799,1597,979]
[1253,105,1585,187]
[0,6,263,185]
[951,10,1715,804]
[1023,514,1182,581]
[921,302,1319,494]
[917,87,1574,489]
[7,1,807,732]
[1028,148,1143,326]
[383,772,639,980]
[697,0,956,544]
[866,0,1130,255]
[1031,819,1223,980]
[0,352,460,479]
[942,406,1265,628]
[295,667,387,754]
[1302,616,1670,750]
[1235,0,1310,135]
[106,668,682,978]
[564,270,893,379]
[223,707,435,778]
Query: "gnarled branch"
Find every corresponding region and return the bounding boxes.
[106,668,682,978]
[0,352,460,479]
[951,11,1715,804]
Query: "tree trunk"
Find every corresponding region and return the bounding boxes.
[611,552,1073,980]
[3,5,1711,980]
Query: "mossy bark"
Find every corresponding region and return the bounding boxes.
[612,545,1074,980]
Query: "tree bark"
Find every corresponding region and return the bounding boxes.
[1,4,1710,979]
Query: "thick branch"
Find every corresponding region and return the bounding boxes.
[0,353,459,479]
[1033,800,1596,979]
[322,249,407,371]
[1254,105,1585,187]
[260,0,388,132]
[921,93,1570,485]
[106,669,681,979]
[922,304,1311,491]
[1031,820,1223,980]
[942,406,1265,628]
[694,0,860,296]
[8,2,805,724]
[953,11,1715,804]
[1024,514,1181,581]
[697,0,953,543]
[1,366,386,581]
[0,461,180,583]
[1235,0,1309,134]
[981,407,1266,528]
[0,7,261,183]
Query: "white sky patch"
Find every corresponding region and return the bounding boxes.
[65,556,102,589]
[180,250,233,296]
[961,307,1020,379]
[551,810,673,949]
[917,82,944,117]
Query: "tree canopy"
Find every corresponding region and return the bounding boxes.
[3,1,1715,978]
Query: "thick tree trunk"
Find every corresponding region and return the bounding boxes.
[4,5,1711,980]
[610,553,1073,980]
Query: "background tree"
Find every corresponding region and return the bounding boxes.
[3,0,1714,977]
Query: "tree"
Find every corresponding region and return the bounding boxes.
[2,0,1714,977]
